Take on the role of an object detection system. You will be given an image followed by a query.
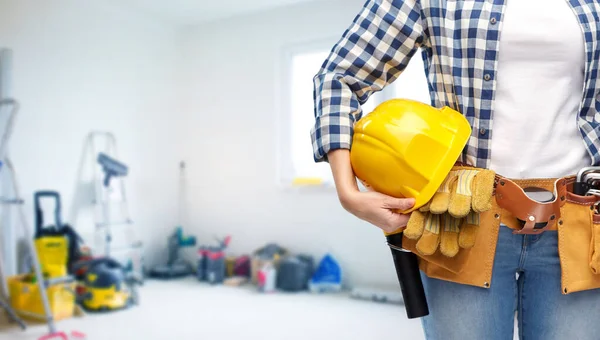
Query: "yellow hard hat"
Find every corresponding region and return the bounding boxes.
[350,98,472,213]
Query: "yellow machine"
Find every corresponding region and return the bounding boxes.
[35,236,69,279]
[7,191,80,323]
[33,192,71,279]
[75,258,140,312]
[80,284,130,311]
[350,98,472,213]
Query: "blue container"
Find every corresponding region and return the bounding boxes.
[309,253,342,293]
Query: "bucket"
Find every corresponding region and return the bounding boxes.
[8,274,75,321]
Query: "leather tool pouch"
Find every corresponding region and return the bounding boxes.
[401,207,502,289]
[401,175,600,293]
[558,179,600,294]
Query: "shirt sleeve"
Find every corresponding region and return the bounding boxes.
[311,0,428,162]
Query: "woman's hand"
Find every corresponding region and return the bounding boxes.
[327,149,415,234]
[340,189,415,234]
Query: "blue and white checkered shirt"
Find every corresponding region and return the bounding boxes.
[311,0,600,169]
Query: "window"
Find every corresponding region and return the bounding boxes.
[289,50,333,186]
[280,44,431,189]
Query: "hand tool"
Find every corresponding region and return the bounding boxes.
[586,189,600,197]
[583,173,600,189]
[386,233,429,319]
[574,166,600,195]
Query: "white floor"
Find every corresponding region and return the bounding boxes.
[0,278,426,340]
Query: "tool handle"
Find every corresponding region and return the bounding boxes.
[34,190,63,236]
[573,182,590,196]
[386,233,429,319]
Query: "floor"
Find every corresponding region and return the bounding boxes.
[0,278,426,340]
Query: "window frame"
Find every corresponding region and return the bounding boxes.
[276,38,338,191]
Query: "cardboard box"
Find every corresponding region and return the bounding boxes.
[223,276,248,287]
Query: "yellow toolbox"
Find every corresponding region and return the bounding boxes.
[7,274,76,321]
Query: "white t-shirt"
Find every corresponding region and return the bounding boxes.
[488,0,591,179]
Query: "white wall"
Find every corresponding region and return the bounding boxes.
[0,0,184,273]
[180,0,404,288]
[0,0,420,289]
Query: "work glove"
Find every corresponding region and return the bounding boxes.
[404,167,495,257]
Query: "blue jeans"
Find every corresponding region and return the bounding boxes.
[420,225,600,340]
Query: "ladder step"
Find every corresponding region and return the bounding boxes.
[0,197,24,205]
[45,275,75,287]
[110,243,144,253]
[95,220,133,227]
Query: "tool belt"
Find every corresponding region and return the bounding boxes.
[401,172,600,295]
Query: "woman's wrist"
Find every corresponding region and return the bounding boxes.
[327,149,360,208]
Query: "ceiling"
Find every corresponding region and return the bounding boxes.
[118,0,327,26]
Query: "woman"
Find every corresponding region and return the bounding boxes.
[311,0,600,339]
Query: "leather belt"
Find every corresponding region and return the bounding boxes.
[453,162,600,234]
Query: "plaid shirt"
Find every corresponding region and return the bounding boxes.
[311,0,600,169]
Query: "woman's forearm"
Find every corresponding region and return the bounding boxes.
[327,149,359,205]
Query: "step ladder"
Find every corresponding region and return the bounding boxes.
[90,132,132,256]
[0,99,28,331]
[0,99,83,339]
[73,131,143,279]
[0,146,26,331]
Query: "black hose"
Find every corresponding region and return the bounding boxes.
[386,233,429,319]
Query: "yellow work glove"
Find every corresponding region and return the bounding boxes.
[404,167,495,257]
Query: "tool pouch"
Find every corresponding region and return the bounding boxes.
[590,221,600,275]
[558,180,600,294]
[489,177,600,294]
[401,175,600,293]
[401,206,502,289]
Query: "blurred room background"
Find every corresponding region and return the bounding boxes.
[0,1,432,339]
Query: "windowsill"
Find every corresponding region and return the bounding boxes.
[277,178,369,193]
[278,180,337,193]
